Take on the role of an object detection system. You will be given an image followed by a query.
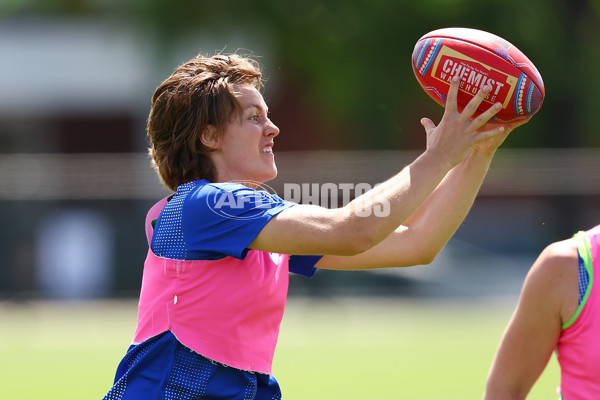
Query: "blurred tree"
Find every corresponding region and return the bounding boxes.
[120,0,600,150]
[4,0,599,150]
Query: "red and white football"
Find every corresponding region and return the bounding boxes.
[411,27,545,123]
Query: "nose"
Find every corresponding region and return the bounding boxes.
[265,118,280,138]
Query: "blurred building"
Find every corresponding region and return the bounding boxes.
[0,18,164,298]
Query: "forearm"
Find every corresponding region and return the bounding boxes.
[316,150,494,269]
[343,150,452,248]
[401,149,493,254]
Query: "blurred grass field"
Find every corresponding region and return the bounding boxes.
[0,297,559,399]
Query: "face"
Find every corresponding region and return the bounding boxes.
[206,84,280,187]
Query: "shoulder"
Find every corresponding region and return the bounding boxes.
[526,238,579,325]
[528,239,577,288]
[182,181,251,214]
[539,239,578,266]
[187,181,286,205]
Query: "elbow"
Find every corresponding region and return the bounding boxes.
[420,242,447,264]
[484,370,529,400]
[409,241,442,265]
[483,383,525,400]
[416,251,437,266]
[404,228,448,265]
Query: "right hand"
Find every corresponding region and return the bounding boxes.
[420,76,506,168]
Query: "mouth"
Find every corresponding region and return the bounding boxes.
[261,145,273,154]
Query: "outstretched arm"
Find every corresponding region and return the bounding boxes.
[250,77,506,257]
[483,239,579,399]
[315,115,526,269]
[315,140,500,269]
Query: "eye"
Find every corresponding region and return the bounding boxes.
[249,114,262,122]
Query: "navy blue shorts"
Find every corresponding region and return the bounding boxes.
[102,331,281,400]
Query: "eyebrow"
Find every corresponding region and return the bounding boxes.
[244,103,269,113]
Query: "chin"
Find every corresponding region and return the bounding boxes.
[259,165,278,183]
[259,172,277,184]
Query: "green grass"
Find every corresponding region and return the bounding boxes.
[0,298,559,399]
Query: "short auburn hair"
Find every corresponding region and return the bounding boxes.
[147,53,263,191]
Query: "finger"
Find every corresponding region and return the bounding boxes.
[445,76,460,113]
[470,102,502,130]
[420,117,436,134]
[473,125,506,144]
[460,85,493,122]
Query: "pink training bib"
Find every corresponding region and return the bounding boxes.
[133,196,291,374]
[557,225,600,398]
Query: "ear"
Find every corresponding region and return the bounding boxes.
[200,125,221,150]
